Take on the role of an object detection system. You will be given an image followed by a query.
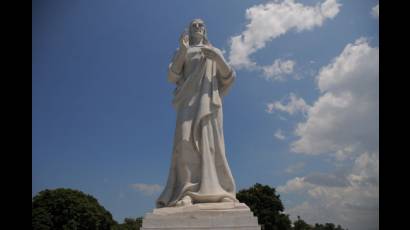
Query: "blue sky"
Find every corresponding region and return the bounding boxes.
[32,1,379,229]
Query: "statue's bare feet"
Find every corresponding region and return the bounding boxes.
[176,196,192,207]
[221,197,235,203]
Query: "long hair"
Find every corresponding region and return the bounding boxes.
[188,19,211,46]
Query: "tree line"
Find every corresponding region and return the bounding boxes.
[32,184,347,230]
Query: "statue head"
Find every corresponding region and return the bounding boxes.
[188,18,210,46]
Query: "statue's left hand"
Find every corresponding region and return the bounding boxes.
[201,46,222,62]
[201,46,231,76]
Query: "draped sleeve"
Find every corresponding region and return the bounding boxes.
[214,48,236,97]
[167,48,184,84]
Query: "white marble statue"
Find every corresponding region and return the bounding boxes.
[156,19,238,208]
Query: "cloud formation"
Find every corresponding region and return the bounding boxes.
[279,152,378,230]
[266,93,310,115]
[291,38,379,155]
[274,129,286,140]
[278,38,379,230]
[285,162,305,174]
[229,0,341,69]
[130,183,162,196]
[371,4,379,19]
[262,59,296,81]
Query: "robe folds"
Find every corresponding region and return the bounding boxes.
[156,45,237,208]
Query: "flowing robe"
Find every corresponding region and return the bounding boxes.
[156,45,237,208]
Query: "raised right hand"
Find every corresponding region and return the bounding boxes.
[179,31,189,51]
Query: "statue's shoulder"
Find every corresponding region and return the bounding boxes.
[210,46,222,52]
[210,46,225,56]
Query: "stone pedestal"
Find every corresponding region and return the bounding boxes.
[141,202,260,230]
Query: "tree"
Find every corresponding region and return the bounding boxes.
[236,183,292,230]
[236,184,348,230]
[113,217,143,230]
[293,216,313,230]
[312,223,346,230]
[32,188,117,230]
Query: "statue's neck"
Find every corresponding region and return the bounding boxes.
[191,37,204,46]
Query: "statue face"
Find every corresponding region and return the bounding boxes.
[190,19,205,39]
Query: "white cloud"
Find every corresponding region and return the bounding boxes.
[334,145,355,161]
[130,183,162,196]
[348,152,379,188]
[304,171,349,187]
[278,38,379,230]
[291,38,379,155]
[280,152,378,230]
[371,4,379,19]
[266,93,310,115]
[277,177,307,193]
[228,0,341,69]
[262,59,296,81]
[285,162,305,174]
[274,129,286,140]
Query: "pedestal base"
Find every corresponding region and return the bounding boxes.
[141,202,260,230]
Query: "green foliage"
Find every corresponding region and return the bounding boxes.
[32,186,348,230]
[32,188,117,230]
[293,216,313,230]
[236,183,292,230]
[113,217,143,230]
[236,184,348,230]
[312,223,346,230]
